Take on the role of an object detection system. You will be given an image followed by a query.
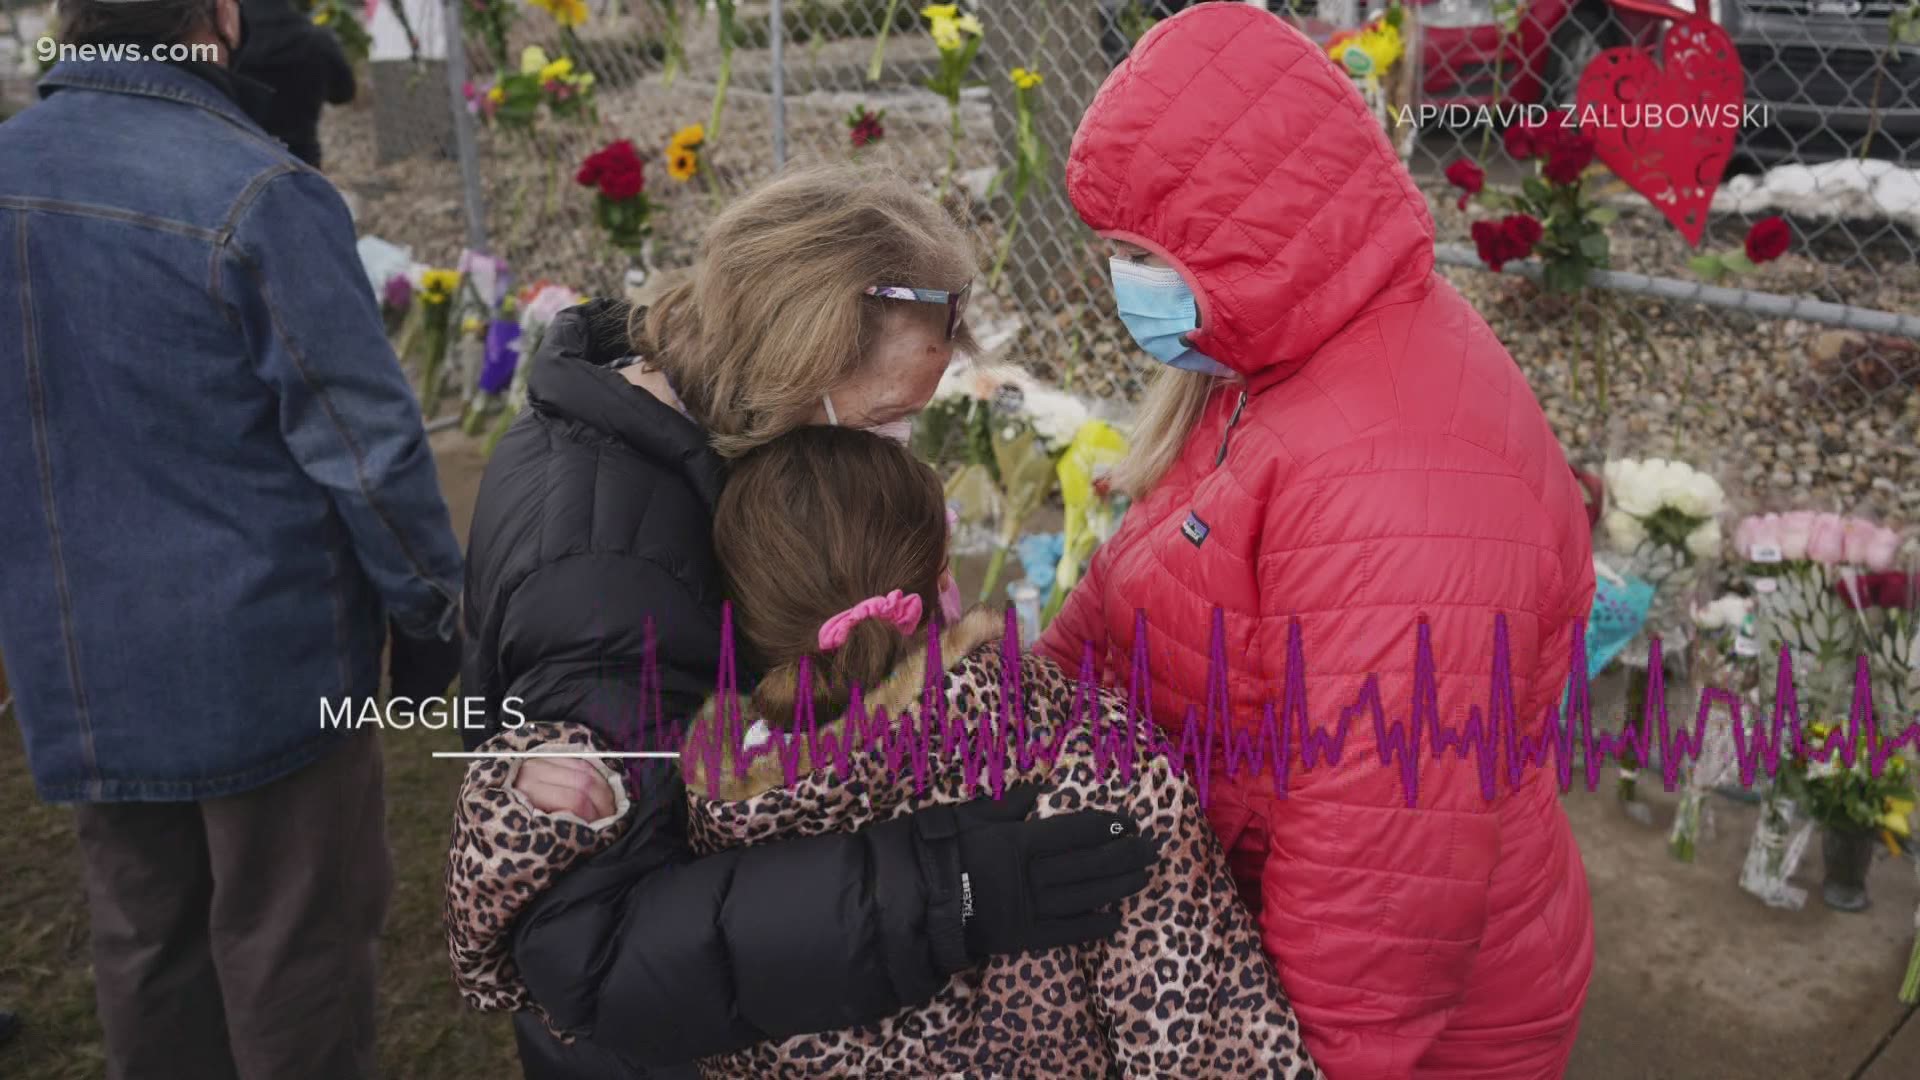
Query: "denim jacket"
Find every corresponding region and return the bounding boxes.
[0,61,464,802]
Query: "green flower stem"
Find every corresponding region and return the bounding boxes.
[867,0,904,83]
[941,97,961,199]
[1901,933,1920,1004]
[979,543,1010,604]
[988,198,1023,287]
[708,46,733,145]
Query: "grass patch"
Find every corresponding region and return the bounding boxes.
[0,720,520,1077]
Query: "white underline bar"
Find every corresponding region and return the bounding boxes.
[432,751,682,759]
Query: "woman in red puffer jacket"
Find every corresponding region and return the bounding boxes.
[1036,7,1596,1078]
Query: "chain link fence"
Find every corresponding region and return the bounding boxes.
[4,0,1917,510]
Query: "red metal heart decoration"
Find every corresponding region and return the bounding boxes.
[1575,18,1744,247]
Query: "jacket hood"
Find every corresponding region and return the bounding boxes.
[684,607,1007,801]
[525,299,725,514]
[1066,4,1435,382]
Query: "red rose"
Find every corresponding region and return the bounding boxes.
[1445,158,1485,210]
[1505,213,1544,249]
[578,141,645,201]
[599,161,644,201]
[1503,122,1539,161]
[1540,131,1596,186]
[1835,571,1916,610]
[1745,215,1791,263]
[1473,215,1542,272]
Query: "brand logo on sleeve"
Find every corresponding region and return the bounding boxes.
[1180,512,1209,548]
[960,873,975,924]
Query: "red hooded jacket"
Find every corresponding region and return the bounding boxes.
[1037,7,1596,1077]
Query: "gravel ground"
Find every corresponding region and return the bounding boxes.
[324,25,1920,525]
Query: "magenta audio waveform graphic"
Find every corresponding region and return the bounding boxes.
[590,604,1920,808]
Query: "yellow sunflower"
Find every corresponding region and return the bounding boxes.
[669,122,705,151]
[529,0,588,29]
[420,269,461,304]
[668,148,700,182]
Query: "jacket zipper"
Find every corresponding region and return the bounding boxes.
[1214,388,1249,468]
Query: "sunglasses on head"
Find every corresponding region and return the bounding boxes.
[863,282,971,342]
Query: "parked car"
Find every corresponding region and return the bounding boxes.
[1721,0,1920,165]
[1414,0,1919,165]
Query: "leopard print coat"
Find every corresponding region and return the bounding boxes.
[445,721,633,1040]
[680,608,1322,1080]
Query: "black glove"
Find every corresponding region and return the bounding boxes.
[387,619,463,704]
[913,783,1155,969]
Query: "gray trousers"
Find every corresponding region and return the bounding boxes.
[73,732,392,1080]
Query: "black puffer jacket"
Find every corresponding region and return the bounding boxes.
[458,302,973,1076]
[235,0,355,168]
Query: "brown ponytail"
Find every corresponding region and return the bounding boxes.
[713,426,949,728]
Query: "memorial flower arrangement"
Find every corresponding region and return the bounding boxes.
[1042,420,1129,628]
[309,0,371,63]
[847,105,886,152]
[1730,513,1917,912]
[1599,456,1727,810]
[1667,593,1754,862]
[409,267,462,416]
[1736,513,1912,723]
[528,0,588,29]
[922,4,985,197]
[480,282,587,456]
[466,47,597,130]
[666,123,706,184]
[462,0,518,68]
[1791,722,1914,850]
[1325,4,1413,157]
[380,273,412,336]
[914,363,1095,601]
[987,68,1046,287]
[1451,109,1641,409]
[576,140,654,257]
[1688,215,1793,284]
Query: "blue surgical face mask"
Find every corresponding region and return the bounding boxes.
[823,394,911,444]
[1109,257,1235,379]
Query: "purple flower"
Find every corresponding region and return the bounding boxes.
[479,320,523,394]
[382,274,412,311]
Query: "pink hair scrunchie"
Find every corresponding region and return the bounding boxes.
[817,589,924,651]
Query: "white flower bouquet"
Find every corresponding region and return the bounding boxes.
[1599,457,1728,812]
[914,361,1095,599]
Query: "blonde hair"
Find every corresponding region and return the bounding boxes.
[1109,367,1216,498]
[631,162,980,458]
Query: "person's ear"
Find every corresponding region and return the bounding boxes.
[215,0,242,56]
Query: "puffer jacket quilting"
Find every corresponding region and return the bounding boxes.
[1038,7,1596,1078]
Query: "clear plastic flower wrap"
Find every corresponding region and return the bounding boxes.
[1738,786,1814,910]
